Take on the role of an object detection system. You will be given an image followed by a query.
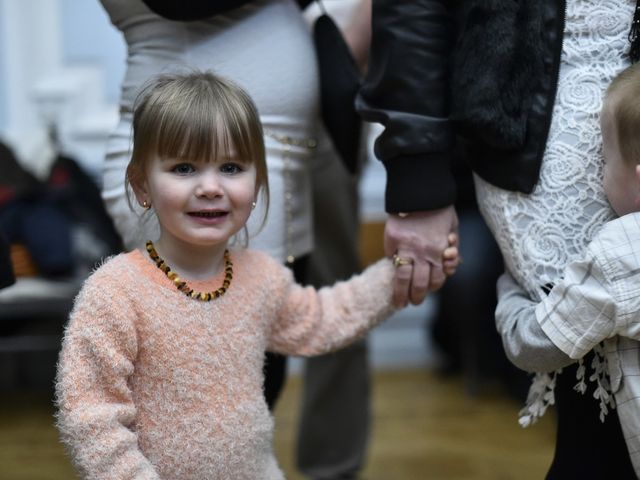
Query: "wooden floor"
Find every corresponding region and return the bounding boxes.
[0,369,556,480]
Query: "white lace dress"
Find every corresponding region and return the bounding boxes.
[476,0,634,302]
[476,0,636,426]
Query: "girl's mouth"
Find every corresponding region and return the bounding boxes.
[188,211,227,218]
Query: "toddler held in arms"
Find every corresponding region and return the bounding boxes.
[496,62,640,475]
[55,71,458,479]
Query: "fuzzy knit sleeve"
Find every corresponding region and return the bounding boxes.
[55,260,160,480]
[267,257,396,356]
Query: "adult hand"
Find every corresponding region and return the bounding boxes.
[385,205,458,307]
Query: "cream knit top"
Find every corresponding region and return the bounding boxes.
[55,248,395,479]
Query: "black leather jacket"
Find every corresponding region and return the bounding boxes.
[356,0,566,213]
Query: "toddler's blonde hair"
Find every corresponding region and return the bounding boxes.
[605,62,640,167]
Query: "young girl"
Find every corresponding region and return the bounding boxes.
[55,71,457,480]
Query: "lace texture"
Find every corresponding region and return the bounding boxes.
[477,0,633,299]
[475,0,635,424]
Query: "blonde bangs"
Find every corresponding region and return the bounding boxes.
[129,71,268,190]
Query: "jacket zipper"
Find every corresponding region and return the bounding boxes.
[535,1,566,167]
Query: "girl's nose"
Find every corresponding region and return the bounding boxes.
[196,170,223,198]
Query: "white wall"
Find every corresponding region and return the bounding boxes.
[59,0,126,103]
[0,0,124,179]
[0,1,6,130]
[0,0,62,175]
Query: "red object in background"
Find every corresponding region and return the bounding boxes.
[48,167,71,188]
[0,186,16,207]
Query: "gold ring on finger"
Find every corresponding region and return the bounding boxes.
[393,255,414,268]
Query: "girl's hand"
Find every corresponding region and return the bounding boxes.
[443,232,461,277]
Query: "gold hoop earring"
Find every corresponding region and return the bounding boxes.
[142,200,151,210]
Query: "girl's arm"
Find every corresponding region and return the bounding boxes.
[495,272,574,373]
[56,275,160,479]
[267,258,396,356]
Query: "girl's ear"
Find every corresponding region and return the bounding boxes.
[131,176,150,209]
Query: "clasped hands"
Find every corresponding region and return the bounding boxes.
[386,205,460,308]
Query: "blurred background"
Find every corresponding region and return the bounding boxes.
[0,1,555,479]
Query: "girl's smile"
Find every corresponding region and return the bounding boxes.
[187,209,230,223]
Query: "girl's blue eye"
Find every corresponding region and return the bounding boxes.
[220,163,244,175]
[172,163,195,175]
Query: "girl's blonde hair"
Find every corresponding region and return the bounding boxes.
[605,62,640,167]
[126,70,269,225]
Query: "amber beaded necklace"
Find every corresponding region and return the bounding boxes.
[145,240,233,301]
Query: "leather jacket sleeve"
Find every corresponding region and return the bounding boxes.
[356,0,456,213]
[141,0,312,20]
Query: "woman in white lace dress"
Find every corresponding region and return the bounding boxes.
[477,2,632,304]
[476,2,639,477]
[358,0,640,476]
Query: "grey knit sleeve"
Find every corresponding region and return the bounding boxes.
[495,272,574,373]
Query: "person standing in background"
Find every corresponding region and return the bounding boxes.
[295,2,375,479]
[0,227,14,290]
[0,143,16,290]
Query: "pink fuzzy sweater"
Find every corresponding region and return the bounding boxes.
[55,248,395,479]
